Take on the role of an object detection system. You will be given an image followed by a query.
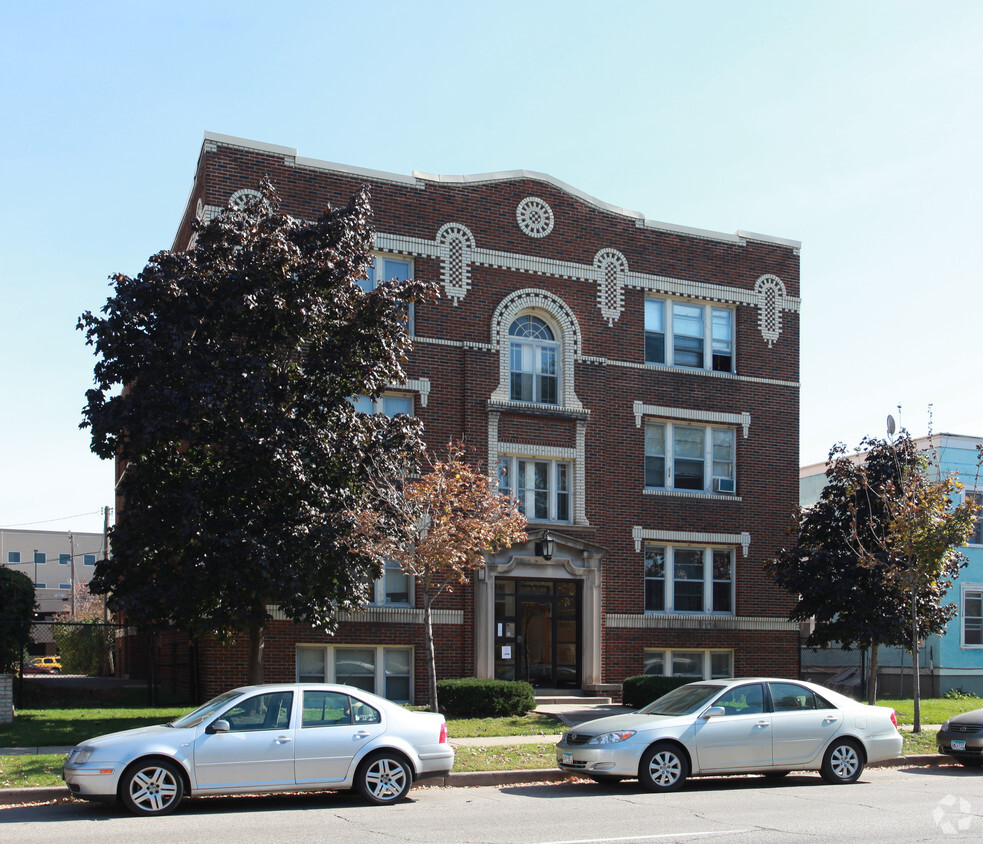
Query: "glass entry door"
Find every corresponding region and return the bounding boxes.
[494,578,581,688]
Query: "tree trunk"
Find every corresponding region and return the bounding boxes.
[424,593,438,713]
[867,641,879,705]
[247,621,265,685]
[911,580,921,733]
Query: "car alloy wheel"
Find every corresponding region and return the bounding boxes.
[639,742,689,792]
[120,758,185,815]
[820,739,864,784]
[357,752,411,804]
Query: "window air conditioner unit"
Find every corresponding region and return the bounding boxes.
[713,477,736,494]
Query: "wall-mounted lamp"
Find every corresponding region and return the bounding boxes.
[534,530,555,561]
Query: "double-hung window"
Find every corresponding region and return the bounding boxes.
[644,649,733,679]
[967,491,983,545]
[963,586,983,647]
[296,645,412,702]
[509,316,559,405]
[645,421,735,494]
[644,545,734,614]
[498,456,570,523]
[351,393,414,416]
[358,254,414,332]
[645,298,734,372]
[369,560,412,606]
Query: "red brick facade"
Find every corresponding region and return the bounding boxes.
[155,132,800,703]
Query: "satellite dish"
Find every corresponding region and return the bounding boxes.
[887,415,896,436]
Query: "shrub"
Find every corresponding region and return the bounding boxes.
[943,687,982,701]
[437,678,536,717]
[622,675,694,709]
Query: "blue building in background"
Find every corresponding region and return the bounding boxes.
[799,433,983,697]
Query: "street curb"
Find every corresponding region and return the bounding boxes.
[0,755,957,807]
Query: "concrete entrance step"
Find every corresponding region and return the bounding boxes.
[534,694,612,705]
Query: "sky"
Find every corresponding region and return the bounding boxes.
[2,0,982,535]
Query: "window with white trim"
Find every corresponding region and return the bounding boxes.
[963,586,983,647]
[498,456,571,523]
[509,315,559,405]
[966,491,983,546]
[358,254,414,332]
[7,551,20,564]
[296,645,413,702]
[34,552,46,566]
[645,421,735,494]
[645,298,734,372]
[83,554,96,567]
[644,649,733,679]
[59,554,70,566]
[369,560,412,606]
[351,393,414,416]
[644,545,734,614]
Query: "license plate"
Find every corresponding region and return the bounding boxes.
[562,752,573,765]
[951,740,967,751]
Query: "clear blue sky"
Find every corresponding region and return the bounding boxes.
[3,0,982,534]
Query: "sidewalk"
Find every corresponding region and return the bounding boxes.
[0,701,955,807]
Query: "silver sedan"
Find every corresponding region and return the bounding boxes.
[556,677,902,790]
[63,683,454,815]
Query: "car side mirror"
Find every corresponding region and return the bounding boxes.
[701,706,726,719]
[207,719,231,734]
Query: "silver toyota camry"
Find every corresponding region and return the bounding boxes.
[63,683,454,815]
[556,677,902,790]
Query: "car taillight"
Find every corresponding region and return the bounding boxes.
[439,721,448,743]
[890,710,898,729]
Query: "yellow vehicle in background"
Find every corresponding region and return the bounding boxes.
[26,655,62,673]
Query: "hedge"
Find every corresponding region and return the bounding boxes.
[437,678,536,717]
[621,675,695,709]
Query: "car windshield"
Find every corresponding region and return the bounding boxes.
[169,691,243,728]
[638,684,724,716]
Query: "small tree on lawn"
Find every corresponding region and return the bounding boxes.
[768,437,959,704]
[78,182,436,683]
[350,443,528,711]
[844,431,978,731]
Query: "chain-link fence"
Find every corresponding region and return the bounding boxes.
[2,619,195,708]
[801,644,937,699]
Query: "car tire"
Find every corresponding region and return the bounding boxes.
[119,758,185,815]
[820,738,864,784]
[638,742,689,792]
[356,752,412,804]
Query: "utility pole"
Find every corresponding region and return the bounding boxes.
[69,532,76,616]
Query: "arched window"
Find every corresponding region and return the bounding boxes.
[509,316,558,404]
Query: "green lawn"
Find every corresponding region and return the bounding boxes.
[878,697,981,726]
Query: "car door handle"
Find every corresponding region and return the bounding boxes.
[823,716,840,724]
[275,736,292,744]
[756,721,770,728]
[353,731,371,740]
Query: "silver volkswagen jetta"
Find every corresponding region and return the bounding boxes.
[63,683,454,815]
[556,677,902,790]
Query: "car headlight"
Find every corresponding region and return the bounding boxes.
[588,730,637,745]
[941,720,950,732]
[68,747,94,765]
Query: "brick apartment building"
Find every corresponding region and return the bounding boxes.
[147,132,801,703]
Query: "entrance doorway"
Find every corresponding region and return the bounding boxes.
[494,578,581,688]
